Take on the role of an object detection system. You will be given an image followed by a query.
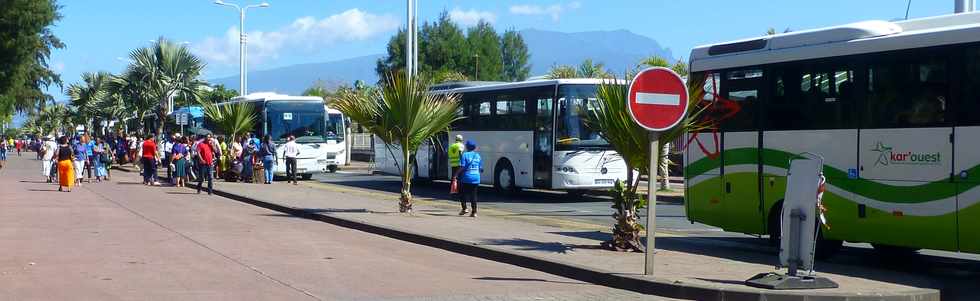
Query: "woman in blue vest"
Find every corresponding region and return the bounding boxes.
[454,140,482,217]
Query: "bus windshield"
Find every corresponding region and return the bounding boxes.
[555,84,609,150]
[266,102,326,143]
[326,113,345,141]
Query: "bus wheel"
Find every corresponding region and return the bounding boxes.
[494,160,519,194]
[301,174,313,180]
[815,228,843,260]
[327,165,337,173]
[871,243,920,258]
[768,201,783,246]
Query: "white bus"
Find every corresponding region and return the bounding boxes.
[375,79,630,193]
[220,93,347,179]
[685,12,980,255]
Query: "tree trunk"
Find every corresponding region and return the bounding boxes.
[399,143,413,213]
[659,142,671,190]
[156,102,166,138]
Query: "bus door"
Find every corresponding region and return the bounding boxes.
[762,64,859,241]
[532,88,555,189]
[685,73,724,227]
[857,52,956,251]
[720,69,764,234]
[954,47,980,253]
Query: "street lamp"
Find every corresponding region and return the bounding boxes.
[214,0,270,96]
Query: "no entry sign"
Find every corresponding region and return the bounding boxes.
[627,67,689,276]
[627,67,689,132]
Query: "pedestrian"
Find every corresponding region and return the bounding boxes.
[241,136,255,183]
[453,140,482,217]
[141,134,159,185]
[216,136,227,180]
[0,136,7,169]
[164,134,174,183]
[15,138,22,156]
[172,136,189,187]
[448,134,464,204]
[93,137,109,182]
[103,137,114,180]
[56,136,75,192]
[35,138,42,160]
[229,135,244,182]
[128,135,139,167]
[195,135,215,195]
[85,134,95,181]
[259,135,277,184]
[73,136,88,186]
[41,135,57,183]
[283,135,300,185]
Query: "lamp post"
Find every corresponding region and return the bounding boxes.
[214,0,269,96]
[406,0,419,80]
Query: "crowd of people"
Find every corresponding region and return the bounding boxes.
[4,130,291,194]
[7,131,485,217]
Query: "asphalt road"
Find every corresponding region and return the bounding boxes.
[316,169,980,300]
[313,170,719,234]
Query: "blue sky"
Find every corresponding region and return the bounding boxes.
[49,0,952,99]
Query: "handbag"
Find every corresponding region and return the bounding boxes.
[450,178,459,194]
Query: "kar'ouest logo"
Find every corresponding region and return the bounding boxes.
[872,142,942,167]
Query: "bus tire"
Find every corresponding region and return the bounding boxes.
[493,159,519,194]
[327,165,337,173]
[871,243,920,258]
[815,228,843,260]
[768,201,783,246]
[301,174,313,180]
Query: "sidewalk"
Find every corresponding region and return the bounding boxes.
[2,156,673,300]
[141,168,943,300]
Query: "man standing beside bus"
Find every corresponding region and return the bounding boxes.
[448,135,464,206]
[283,135,300,185]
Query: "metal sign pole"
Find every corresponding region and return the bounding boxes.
[645,131,659,275]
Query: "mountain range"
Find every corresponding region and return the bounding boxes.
[209,29,674,95]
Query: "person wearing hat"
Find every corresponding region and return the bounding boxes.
[453,140,482,217]
[41,135,58,183]
[448,135,465,204]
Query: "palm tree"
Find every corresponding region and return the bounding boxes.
[545,64,578,79]
[199,101,257,139]
[585,74,711,252]
[124,37,206,137]
[333,73,461,212]
[577,59,611,79]
[67,71,114,133]
[108,72,155,134]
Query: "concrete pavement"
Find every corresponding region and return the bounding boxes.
[0,155,672,300]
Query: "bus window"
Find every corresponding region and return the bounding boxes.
[722,68,762,131]
[864,56,948,128]
[555,84,607,150]
[959,46,980,126]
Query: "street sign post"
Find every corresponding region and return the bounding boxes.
[175,113,189,136]
[626,67,689,276]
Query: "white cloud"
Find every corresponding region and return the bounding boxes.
[193,9,399,66]
[449,8,496,27]
[509,2,582,21]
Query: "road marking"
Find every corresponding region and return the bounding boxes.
[635,92,680,106]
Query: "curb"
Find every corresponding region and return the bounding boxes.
[119,168,941,301]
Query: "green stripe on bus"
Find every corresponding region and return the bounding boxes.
[686,147,980,204]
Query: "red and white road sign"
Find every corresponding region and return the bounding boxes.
[627,67,689,132]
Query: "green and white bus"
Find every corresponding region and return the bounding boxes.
[685,12,980,256]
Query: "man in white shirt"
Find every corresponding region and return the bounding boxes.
[282,135,301,185]
[41,135,58,182]
[163,134,175,182]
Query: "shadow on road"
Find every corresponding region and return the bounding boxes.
[472,276,583,285]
